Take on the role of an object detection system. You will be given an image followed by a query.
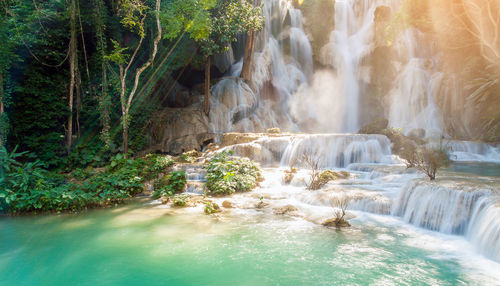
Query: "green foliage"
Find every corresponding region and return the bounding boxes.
[118,0,148,36]
[153,170,187,197]
[179,153,196,163]
[205,151,261,196]
[147,153,175,174]
[105,39,129,65]
[171,193,190,207]
[0,146,175,214]
[64,137,116,170]
[161,0,214,41]
[162,0,264,57]
[203,200,219,214]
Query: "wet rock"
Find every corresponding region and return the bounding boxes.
[255,201,269,209]
[222,133,260,146]
[266,128,281,134]
[322,218,351,228]
[146,106,213,155]
[222,201,233,208]
[205,143,220,153]
[273,205,298,215]
[183,150,202,158]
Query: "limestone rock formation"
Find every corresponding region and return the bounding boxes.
[146,105,213,155]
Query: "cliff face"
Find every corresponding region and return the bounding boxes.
[146,0,499,154]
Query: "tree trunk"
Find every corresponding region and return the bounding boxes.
[119,0,162,156]
[122,118,128,155]
[0,72,4,148]
[119,67,127,155]
[204,57,211,116]
[241,0,261,82]
[241,30,255,81]
[67,0,77,154]
[76,67,82,138]
[100,62,110,147]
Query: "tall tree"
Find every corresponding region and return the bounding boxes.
[162,0,263,115]
[67,0,78,154]
[241,0,262,83]
[106,0,162,155]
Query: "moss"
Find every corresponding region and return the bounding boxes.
[266,128,281,134]
[322,218,351,228]
[273,205,298,215]
[310,170,350,190]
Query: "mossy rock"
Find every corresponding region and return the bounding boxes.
[322,218,351,228]
[266,128,281,134]
[283,167,298,184]
[222,200,233,208]
[255,201,269,209]
[171,194,191,207]
[203,200,220,215]
[318,170,349,186]
[273,205,298,215]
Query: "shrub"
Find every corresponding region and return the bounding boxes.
[401,145,451,180]
[153,170,187,197]
[283,167,297,184]
[203,200,220,214]
[303,152,322,190]
[172,194,190,207]
[205,151,262,196]
[0,147,175,214]
[144,154,174,179]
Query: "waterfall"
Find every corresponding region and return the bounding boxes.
[390,180,500,261]
[467,196,500,262]
[387,29,445,138]
[222,134,393,168]
[210,0,311,134]
[425,139,500,163]
[445,140,500,163]
[311,0,381,132]
[392,180,490,234]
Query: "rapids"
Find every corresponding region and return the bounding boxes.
[203,0,500,268]
[215,133,500,264]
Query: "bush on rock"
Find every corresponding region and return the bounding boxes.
[205,151,262,196]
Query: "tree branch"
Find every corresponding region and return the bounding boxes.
[126,0,162,112]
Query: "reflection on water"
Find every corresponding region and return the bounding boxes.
[1,200,500,286]
[445,162,500,178]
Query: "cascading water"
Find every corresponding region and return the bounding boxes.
[293,0,382,132]
[204,0,500,266]
[209,0,312,135]
[387,29,445,138]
